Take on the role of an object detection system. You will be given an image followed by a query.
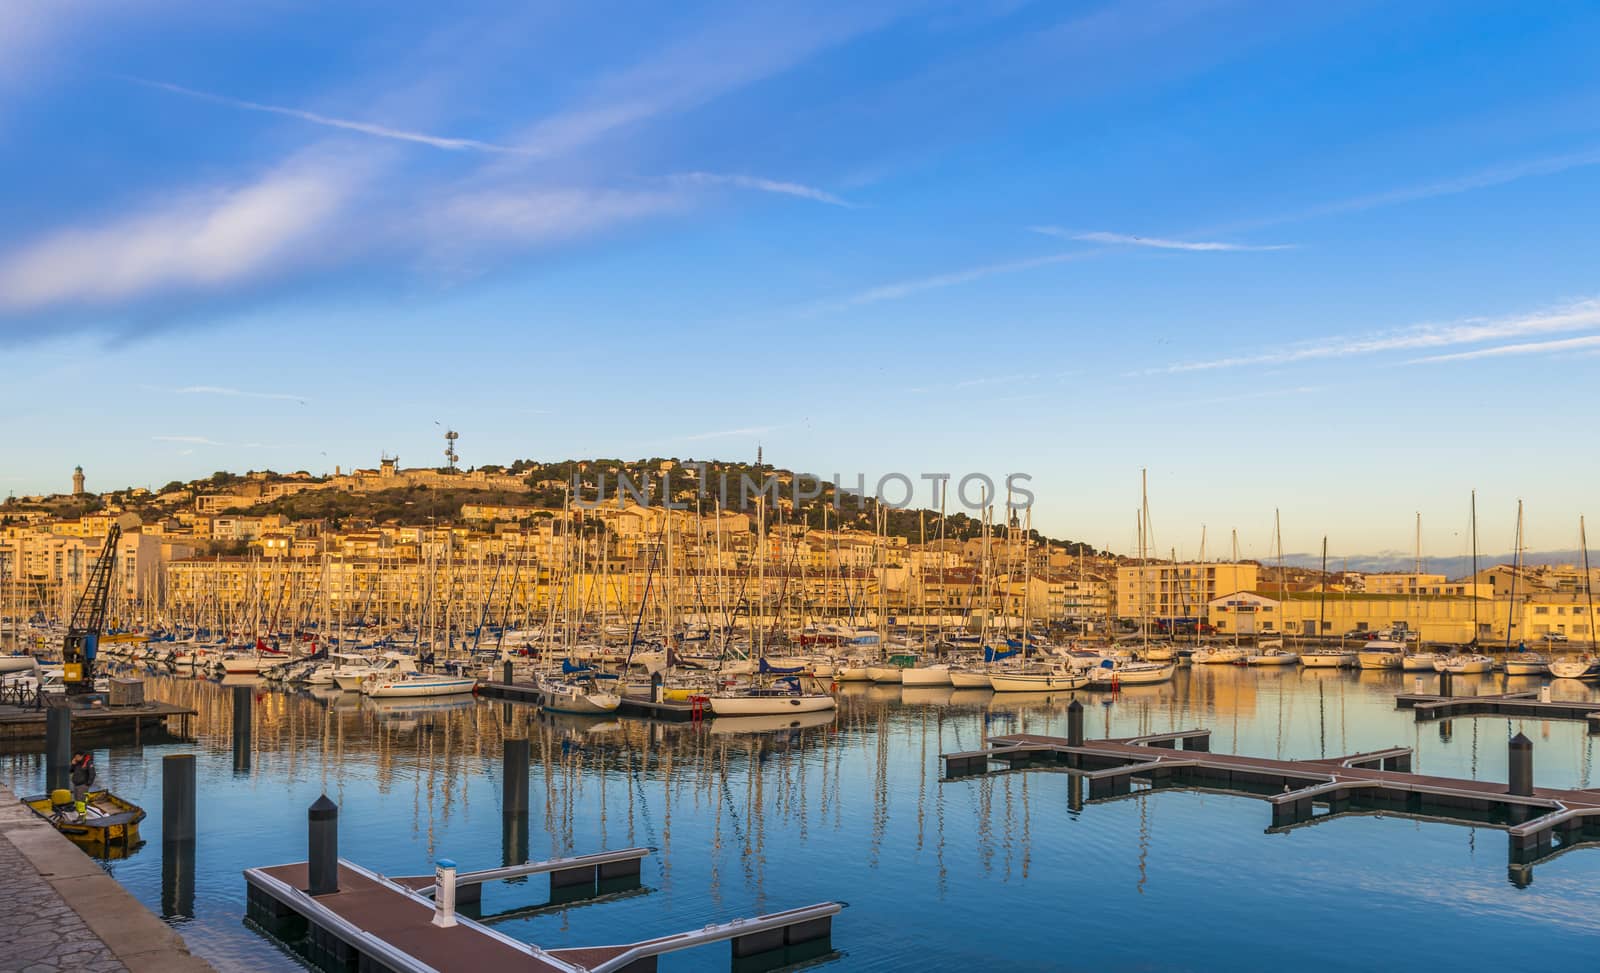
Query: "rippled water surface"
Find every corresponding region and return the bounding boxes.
[5,665,1600,971]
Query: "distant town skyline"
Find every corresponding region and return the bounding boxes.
[4,2,1599,554]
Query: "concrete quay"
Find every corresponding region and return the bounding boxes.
[0,782,213,973]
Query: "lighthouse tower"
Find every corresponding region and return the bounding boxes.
[72,466,85,496]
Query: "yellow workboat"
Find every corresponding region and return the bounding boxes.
[22,789,145,858]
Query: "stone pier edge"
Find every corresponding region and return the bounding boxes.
[0,781,215,973]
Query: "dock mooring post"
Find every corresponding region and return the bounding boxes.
[1067,698,1084,747]
[232,685,253,774]
[45,706,71,792]
[503,736,530,868]
[161,754,197,919]
[162,753,196,844]
[504,737,529,819]
[503,660,513,685]
[308,795,339,896]
[1508,732,1533,797]
[1439,670,1453,698]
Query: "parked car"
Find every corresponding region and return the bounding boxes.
[1541,632,1569,643]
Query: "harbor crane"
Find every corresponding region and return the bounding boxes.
[61,525,119,695]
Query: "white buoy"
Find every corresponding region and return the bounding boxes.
[1414,677,1423,694]
[1540,684,1552,703]
[432,859,458,928]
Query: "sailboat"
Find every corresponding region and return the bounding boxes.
[1550,515,1600,680]
[537,660,623,714]
[1393,513,1439,672]
[708,662,837,715]
[1435,499,1496,674]
[1247,513,1299,666]
[1302,538,1355,668]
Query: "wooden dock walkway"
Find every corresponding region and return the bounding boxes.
[1395,691,1600,732]
[942,717,1600,885]
[246,849,841,972]
[0,699,196,742]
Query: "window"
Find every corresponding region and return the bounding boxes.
[1535,606,1549,615]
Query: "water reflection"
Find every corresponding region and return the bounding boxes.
[0,664,1597,971]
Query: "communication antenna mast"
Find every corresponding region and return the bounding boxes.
[444,429,460,472]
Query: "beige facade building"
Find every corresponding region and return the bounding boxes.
[1117,562,1259,622]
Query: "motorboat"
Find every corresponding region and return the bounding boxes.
[1246,647,1300,666]
[1400,653,1438,672]
[22,788,144,858]
[361,671,477,698]
[1356,640,1405,670]
[333,652,419,691]
[1191,645,1246,665]
[1300,650,1355,668]
[1087,659,1176,687]
[1433,654,1494,674]
[1141,642,1177,662]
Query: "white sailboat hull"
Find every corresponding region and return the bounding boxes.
[899,665,952,687]
[947,669,994,689]
[1246,651,1299,666]
[864,666,904,684]
[1193,648,1246,665]
[1434,655,1493,674]
[1088,663,1176,686]
[1300,652,1353,668]
[361,677,477,698]
[989,671,1088,692]
[1549,659,1600,679]
[1502,659,1549,676]
[708,694,837,716]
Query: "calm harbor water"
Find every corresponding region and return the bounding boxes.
[5,665,1600,971]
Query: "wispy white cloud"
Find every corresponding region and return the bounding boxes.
[152,434,285,448]
[502,4,910,161]
[1035,227,1294,251]
[432,186,687,245]
[128,77,520,154]
[1408,333,1600,364]
[0,150,365,312]
[1151,297,1600,374]
[679,425,777,441]
[824,250,1096,310]
[1190,385,1323,405]
[1226,145,1600,233]
[672,172,854,207]
[152,435,222,446]
[175,385,307,403]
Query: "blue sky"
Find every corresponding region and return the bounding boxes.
[3,0,1599,561]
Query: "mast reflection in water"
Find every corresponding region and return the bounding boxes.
[1,668,1598,971]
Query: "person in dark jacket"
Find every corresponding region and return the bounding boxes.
[69,751,96,821]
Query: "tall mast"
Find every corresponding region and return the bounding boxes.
[1470,490,1479,645]
[1505,500,1522,650]
[1318,536,1328,640]
[1582,516,1595,651]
